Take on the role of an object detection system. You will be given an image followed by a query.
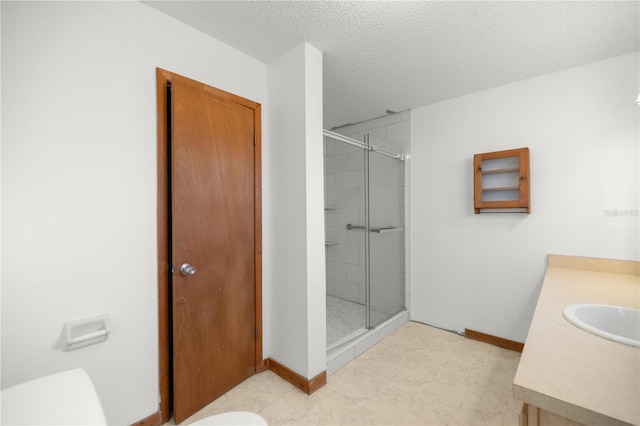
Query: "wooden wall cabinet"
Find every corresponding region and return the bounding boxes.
[474,147,530,214]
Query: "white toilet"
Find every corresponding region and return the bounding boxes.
[1,369,108,425]
[1,369,267,425]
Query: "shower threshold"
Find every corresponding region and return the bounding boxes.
[327,327,368,352]
[326,309,409,376]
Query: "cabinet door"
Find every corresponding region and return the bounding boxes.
[474,147,530,213]
[521,404,587,426]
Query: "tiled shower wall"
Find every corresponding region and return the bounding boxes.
[324,111,411,317]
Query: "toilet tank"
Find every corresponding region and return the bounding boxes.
[1,369,107,425]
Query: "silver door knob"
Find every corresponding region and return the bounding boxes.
[179,263,196,276]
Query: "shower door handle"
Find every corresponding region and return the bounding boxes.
[179,263,196,276]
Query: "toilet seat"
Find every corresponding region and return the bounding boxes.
[190,411,267,425]
[2,369,266,426]
[1,369,107,425]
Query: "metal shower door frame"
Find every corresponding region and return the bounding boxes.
[323,129,404,330]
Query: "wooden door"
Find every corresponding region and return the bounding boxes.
[157,69,262,424]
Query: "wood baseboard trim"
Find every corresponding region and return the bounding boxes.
[307,370,328,394]
[266,358,326,395]
[465,328,524,353]
[260,358,269,372]
[130,410,161,426]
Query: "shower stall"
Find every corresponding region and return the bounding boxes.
[323,127,407,363]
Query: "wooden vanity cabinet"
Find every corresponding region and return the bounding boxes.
[520,404,587,426]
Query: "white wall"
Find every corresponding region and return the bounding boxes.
[303,45,327,378]
[267,43,326,380]
[1,2,267,424]
[411,52,639,343]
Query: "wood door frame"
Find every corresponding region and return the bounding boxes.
[156,68,263,423]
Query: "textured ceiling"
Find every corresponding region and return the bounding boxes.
[143,1,639,129]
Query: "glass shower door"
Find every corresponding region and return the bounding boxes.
[324,129,405,348]
[367,148,405,328]
[324,136,367,348]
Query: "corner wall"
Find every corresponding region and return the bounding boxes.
[411,52,639,342]
[266,43,326,379]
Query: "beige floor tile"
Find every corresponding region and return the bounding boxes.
[258,388,313,425]
[422,373,468,411]
[173,322,522,426]
[403,391,459,426]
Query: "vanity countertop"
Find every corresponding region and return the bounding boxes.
[513,255,640,426]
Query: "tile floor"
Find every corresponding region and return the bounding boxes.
[177,321,522,425]
[326,295,365,346]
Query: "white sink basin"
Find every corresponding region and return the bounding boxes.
[563,304,640,347]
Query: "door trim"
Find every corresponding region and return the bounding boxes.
[156,68,263,423]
